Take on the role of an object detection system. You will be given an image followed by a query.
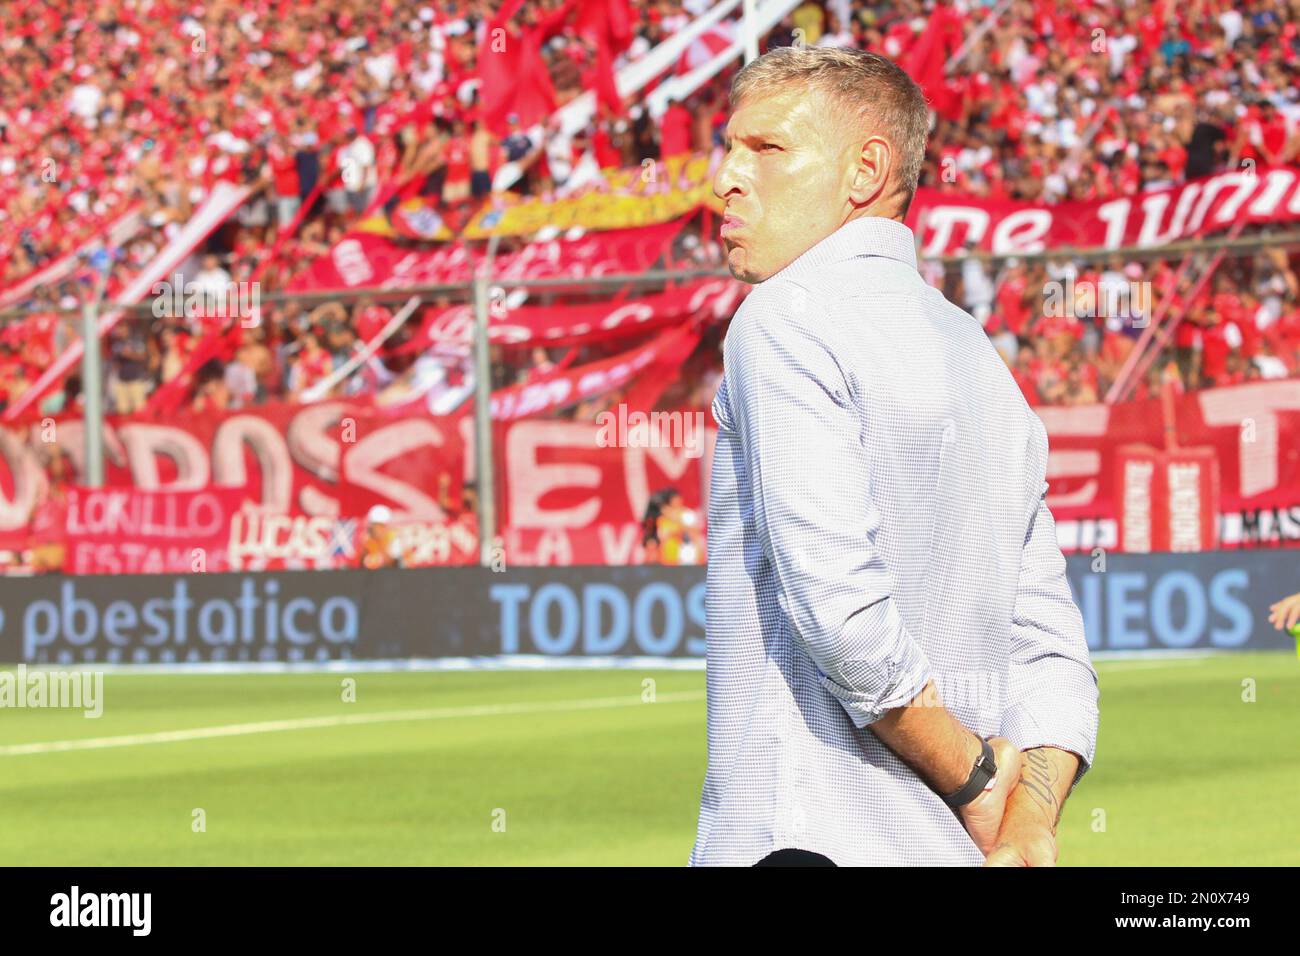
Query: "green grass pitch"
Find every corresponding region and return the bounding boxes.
[0,652,1296,865]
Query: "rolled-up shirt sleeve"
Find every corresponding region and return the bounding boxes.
[1000,415,1101,788]
[723,284,931,728]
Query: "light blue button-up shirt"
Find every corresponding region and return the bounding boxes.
[690,216,1100,866]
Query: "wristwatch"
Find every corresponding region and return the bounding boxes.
[940,737,998,808]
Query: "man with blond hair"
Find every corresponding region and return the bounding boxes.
[690,46,1099,867]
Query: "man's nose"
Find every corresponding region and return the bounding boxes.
[713,153,746,201]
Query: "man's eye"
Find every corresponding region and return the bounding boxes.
[760,143,781,152]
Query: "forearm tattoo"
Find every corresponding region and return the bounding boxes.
[1018,749,1062,828]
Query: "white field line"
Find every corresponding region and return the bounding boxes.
[0,652,1258,757]
[0,690,706,758]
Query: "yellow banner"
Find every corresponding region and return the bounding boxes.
[461,153,725,239]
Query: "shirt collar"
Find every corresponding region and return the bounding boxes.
[774,216,918,282]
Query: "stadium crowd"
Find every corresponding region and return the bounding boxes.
[2,0,1300,425]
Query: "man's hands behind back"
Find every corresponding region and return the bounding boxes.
[956,737,1023,856]
[982,747,1081,867]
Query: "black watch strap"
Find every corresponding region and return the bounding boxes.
[941,737,997,808]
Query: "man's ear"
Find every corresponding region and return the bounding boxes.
[849,136,891,209]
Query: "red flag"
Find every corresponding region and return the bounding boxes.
[574,0,633,49]
[145,319,245,414]
[589,34,622,114]
[478,0,580,136]
[574,0,634,115]
[903,6,962,120]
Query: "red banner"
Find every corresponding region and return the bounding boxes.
[488,382,1300,557]
[402,277,745,352]
[288,219,686,292]
[0,401,463,531]
[494,408,710,531]
[63,485,247,574]
[7,381,1300,567]
[1030,382,1299,519]
[475,323,703,423]
[503,522,665,565]
[909,167,1300,256]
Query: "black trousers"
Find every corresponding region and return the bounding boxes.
[753,848,836,866]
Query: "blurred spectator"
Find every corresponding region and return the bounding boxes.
[660,97,694,159]
[223,344,260,409]
[791,1,826,46]
[287,331,335,400]
[644,486,701,565]
[29,448,73,573]
[361,504,404,569]
[107,322,151,415]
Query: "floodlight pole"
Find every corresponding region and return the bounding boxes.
[472,234,501,566]
[81,266,109,488]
